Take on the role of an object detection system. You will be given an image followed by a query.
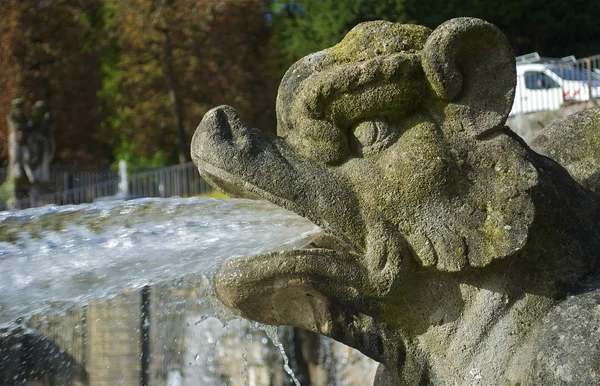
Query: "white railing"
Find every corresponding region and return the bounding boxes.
[6,162,213,210]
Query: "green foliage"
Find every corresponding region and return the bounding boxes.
[271,0,600,73]
[270,0,409,72]
[112,136,171,171]
[402,0,600,57]
[0,180,13,206]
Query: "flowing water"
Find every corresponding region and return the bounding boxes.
[116,159,129,198]
[0,197,319,323]
[0,198,377,385]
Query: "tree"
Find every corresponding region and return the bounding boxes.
[101,0,278,165]
[0,0,107,165]
[270,0,409,72]
[403,0,600,57]
[271,0,600,72]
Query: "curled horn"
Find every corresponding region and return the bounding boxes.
[422,18,516,134]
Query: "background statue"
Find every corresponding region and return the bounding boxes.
[5,98,55,205]
[7,97,31,200]
[192,18,600,385]
[28,100,55,183]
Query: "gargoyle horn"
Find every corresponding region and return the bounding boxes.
[422,17,516,135]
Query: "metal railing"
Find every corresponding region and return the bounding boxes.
[50,165,118,190]
[511,53,600,115]
[0,165,118,191]
[6,162,213,210]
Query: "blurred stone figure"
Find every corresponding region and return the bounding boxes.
[28,100,55,183]
[6,98,32,201]
[6,98,55,206]
[7,98,27,179]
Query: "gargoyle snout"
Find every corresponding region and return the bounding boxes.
[191,105,269,198]
[191,105,248,164]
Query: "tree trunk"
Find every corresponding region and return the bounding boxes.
[162,28,190,164]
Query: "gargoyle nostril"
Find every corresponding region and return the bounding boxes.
[213,107,233,141]
[192,105,242,163]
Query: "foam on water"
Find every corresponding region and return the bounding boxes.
[0,197,320,324]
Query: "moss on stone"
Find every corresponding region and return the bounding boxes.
[325,21,431,66]
[532,108,600,193]
[193,17,600,386]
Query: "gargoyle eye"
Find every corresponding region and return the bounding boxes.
[351,118,394,157]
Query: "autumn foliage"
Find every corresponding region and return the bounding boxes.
[1,0,598,167]
[103,0,277,164]
[0,0,105,164]
[0,0,277,167]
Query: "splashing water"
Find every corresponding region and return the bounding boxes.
[0,197,378,385]
[0,197,320,324]
[257,323,302,386]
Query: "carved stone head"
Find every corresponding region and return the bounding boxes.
[192,17,600,384]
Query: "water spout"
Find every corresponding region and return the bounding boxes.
[0,197,378,384]
[116,159,129,198]
[0,197,320,323]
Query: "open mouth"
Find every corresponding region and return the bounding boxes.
[194,159,297,209]
[193,158,370,330]
[194,158,360,255]
[214,244,370,335]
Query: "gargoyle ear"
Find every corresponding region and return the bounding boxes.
[407,133,538,272]
[422,18,516,135]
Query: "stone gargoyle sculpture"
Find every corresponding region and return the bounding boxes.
[192,18,600,385]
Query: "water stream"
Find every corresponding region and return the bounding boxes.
[0,197,319,324]
[116,159,129,198]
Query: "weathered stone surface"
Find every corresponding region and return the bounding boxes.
[192,17,600,385]
[531,107,600,194]
[509,273,600,384]
[28,100,55,183]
